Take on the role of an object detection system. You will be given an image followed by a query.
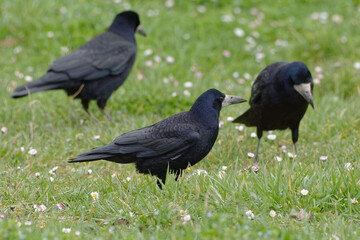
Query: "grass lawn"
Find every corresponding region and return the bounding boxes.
[1,0,360,239]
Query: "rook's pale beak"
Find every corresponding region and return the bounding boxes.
[222,95,247,107]
[136,25,146,36]
[293,83,315,109]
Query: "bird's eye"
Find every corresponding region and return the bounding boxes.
[219,96,224,102]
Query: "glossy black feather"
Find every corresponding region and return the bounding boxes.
[233,61,314,160]
[69,89,241,187]
[11,11,142,119]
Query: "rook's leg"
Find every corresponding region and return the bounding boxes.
[254,128,263,162]
[81,99,90,116]
[82,99,99,122]
[97,99,112,121]
[291,127,299,154]
[101,109,112,121]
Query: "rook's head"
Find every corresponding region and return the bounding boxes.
[191,89,246,114]
[109,11,146,37]
[286,62,315,109]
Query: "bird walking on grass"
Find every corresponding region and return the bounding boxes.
[233,61,314,162]
[69,89,246,188]
[11,11,146,120]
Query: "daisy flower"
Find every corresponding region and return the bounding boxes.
[184,81,193,88]
[28,148,38,155]
[247,152,255,158]
[62,228,71,233]
[269,210,276,217]
[267,134,276,140]
[56,203,64,210]
[1,126,8,133]
[37,204,47,211]
[300,189,309,196]
[91,192,99,200]
[319,156,328,161]
[245,210,254,220]
[180,210,191,223]
[166,56,175,63]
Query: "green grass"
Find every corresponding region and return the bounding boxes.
[1,0,360,239]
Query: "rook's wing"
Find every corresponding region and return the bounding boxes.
[113,124,201,160]
[50,32,136,80]
[249,62,287,104]
[249,74,266,105]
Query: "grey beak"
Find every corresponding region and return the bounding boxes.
[222,95,247,107]
[136,25,146,36]
[293,83,315,109]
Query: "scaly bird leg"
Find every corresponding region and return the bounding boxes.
[254,137,261,162]
[97,99,112,121]
[291,127,299,155]
[101,108,113,121]
[81,99,98,122]
[254,129,263,162]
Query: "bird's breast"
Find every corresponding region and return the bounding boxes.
[187,127,218,166]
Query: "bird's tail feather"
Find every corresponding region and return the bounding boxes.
[232,109,256,126]
[68,143,135,164]
[68,154,114,163]
[11,72,66,98]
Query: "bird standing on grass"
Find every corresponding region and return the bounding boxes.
[69,89,246,188]
[233,61,314,162]
[11,11,146,120]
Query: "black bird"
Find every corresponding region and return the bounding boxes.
[233,61,314,161]
[69,89,246,187]
[11,11,146,120]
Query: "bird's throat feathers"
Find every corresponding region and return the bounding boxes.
[189,99,220,129]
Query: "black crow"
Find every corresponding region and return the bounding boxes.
[233,61,314,161]
[11,11,146,120]
[69,89,246,187]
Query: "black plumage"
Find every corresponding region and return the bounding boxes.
[11,11,146,119]
[233,61,314,161]
[69,89,246,187]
